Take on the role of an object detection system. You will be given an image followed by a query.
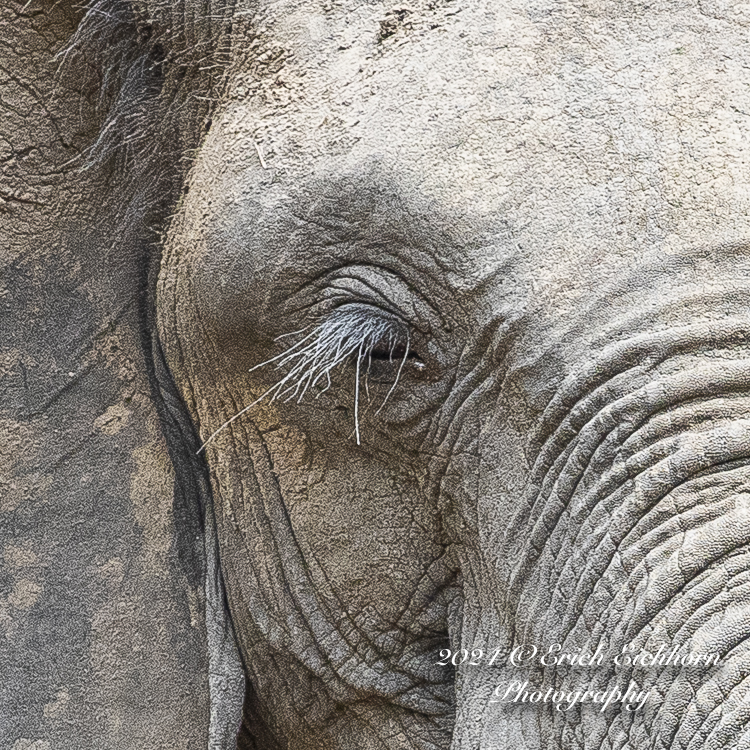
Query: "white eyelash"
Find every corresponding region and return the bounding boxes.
[197,307,411,452]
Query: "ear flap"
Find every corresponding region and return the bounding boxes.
[1,2,242,747]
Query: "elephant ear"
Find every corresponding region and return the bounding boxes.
[0,2,242,748]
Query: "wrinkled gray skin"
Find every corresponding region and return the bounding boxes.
[159,1,750,748]
[2,2,240,748]
[7,0,750,748]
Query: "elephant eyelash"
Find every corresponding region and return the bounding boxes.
[198,307,413,452]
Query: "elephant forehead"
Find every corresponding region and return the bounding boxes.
[175,0,750,309]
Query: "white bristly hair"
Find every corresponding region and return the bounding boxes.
[198,307,411,452]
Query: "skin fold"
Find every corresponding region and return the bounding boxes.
[5,0,750,748]
[1,2,223,747]
[154,1,750,748]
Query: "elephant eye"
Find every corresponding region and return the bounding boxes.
[261,307,422,439]
[198,305,424,452]
[369,342,408,360]
[366,341,426,376]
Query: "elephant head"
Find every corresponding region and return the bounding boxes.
[153,0,750,747]
[6,0,750,749]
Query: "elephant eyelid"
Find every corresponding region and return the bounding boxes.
[197,307,412,452]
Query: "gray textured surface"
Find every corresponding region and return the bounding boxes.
[0,2,241,748]
[8,0,750,748]
[158,0,750,748]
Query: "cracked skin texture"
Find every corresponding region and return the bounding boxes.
[156,0,750,749]
[0,2,219,748]
[8,0,750,749]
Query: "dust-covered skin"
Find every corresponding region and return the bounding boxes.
[0,1,238,747]
[7,0,750,748]
[156,1,750,749]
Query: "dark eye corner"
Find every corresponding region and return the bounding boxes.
[368,341,426,371]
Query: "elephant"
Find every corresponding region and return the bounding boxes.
[4,0,750,748]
